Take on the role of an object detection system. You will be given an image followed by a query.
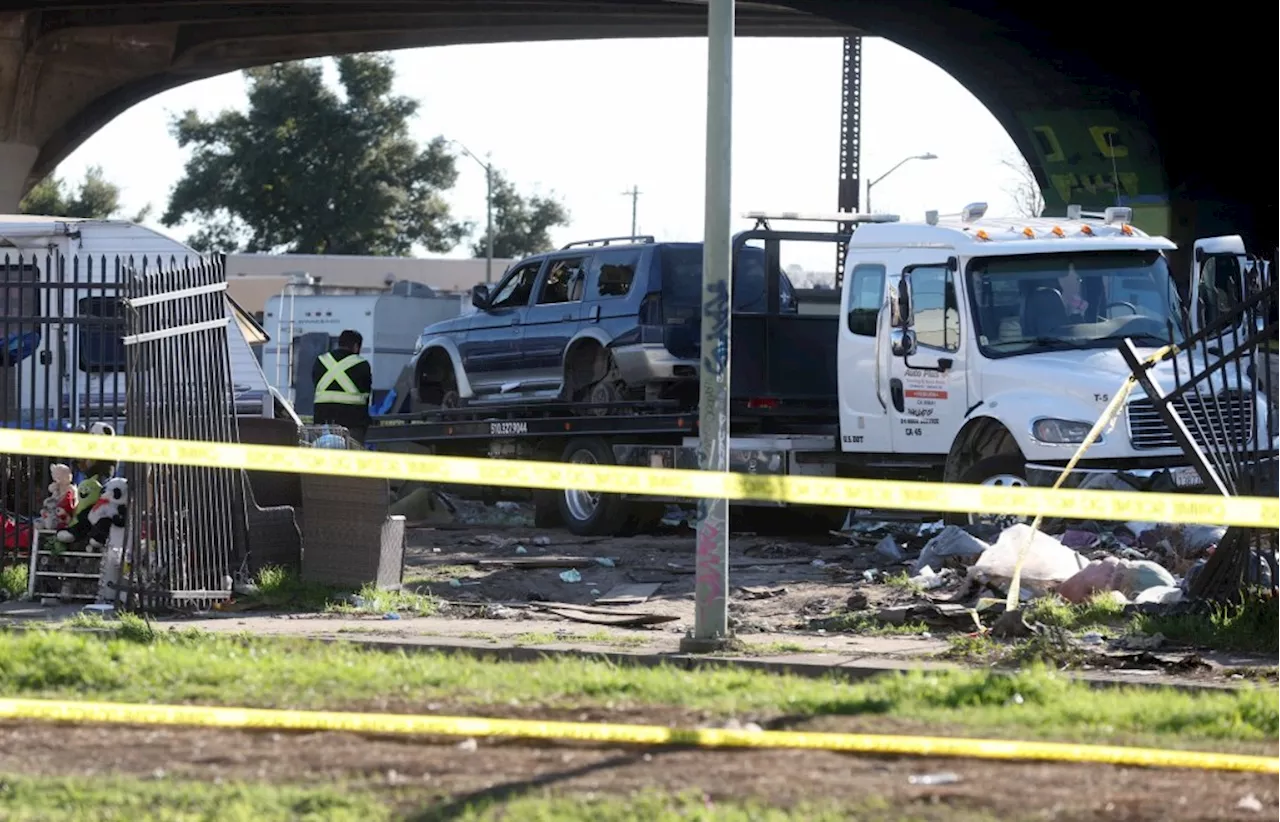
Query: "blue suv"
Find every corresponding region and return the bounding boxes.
[403,236,796,411]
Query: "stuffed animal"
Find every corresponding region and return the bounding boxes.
[39,463,77,531]
[56,423,118,545]
[87,477,128,550]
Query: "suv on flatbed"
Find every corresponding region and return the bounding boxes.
[403,235,797,411]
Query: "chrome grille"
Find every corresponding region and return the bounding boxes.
[1126,391,1255,451]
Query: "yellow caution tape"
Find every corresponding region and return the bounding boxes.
[0,698,1273,773]
[0,428,1274,528]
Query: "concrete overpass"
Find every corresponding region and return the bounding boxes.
[0,1,1272,257]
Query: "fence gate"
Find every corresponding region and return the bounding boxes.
[1121,260,1278,600]
[124,255,241,610]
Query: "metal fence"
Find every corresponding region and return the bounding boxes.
[123,255,240,610]
[1122,256,1278,600]
[0,252,240,610]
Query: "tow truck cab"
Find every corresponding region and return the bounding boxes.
[835,204,1276,514]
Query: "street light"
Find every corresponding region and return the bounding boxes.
[450,140,495,285]
[866,152,937,214]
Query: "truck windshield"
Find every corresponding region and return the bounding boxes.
[967,251,1184,358]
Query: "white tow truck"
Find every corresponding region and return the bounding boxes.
[836,204,1273,510]
[366,205,1277,534]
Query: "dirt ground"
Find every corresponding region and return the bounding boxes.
[1,715,1273,821]
[406,503,935,635]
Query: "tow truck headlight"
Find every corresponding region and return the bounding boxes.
[1031,418,1095,444]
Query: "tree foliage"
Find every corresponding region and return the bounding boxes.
[473,170,570,259]
[1001,153,1046,219]
[162,54,469,256]
[19,166,151,222]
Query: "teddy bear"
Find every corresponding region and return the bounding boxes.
[87,477,128,550]
[39,463,78,531]
[56,423,119,546]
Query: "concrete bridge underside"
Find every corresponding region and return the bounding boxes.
[0,1,1272,259]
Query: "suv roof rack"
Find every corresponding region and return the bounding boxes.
[742,211,900,230]
[561,235,656,249]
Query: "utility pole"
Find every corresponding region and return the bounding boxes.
[680,0,733,654]
[622,185,642,236]
[451,139,496,284]
[484,159,494,284]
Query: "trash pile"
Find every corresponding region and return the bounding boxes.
[843,515,1271,611]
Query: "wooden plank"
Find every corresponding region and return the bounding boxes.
[595,582,662,606]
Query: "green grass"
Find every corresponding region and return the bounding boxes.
[246,566,437,617]
[1133,595,1279,655]
[1,562,28,598]
[0,626,1273,748]
[1023,593,1127,631]
[883,571,923,594]
[0,778,1000,822]
[807,610,930,636]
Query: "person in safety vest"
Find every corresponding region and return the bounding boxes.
[312,329,373,443]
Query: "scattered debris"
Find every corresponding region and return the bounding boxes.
[558,569,582,583]
[1236,794,1264,813]
[913,526,990,574]
[966,526,1087,597]
[991,609,1035,638]
[737,585,787,600]
[908,772,961,786]
[595,583,662,606]
[874,536,904,562]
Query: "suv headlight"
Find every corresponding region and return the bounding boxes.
[1032,418,1095,444]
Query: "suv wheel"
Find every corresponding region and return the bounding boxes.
[556,438,630,536]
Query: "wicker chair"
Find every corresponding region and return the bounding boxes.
[234,469,302,575]
[299,474,405,589]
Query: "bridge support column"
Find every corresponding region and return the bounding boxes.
[0,142,38,211]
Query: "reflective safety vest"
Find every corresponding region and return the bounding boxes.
[314,352,370,406]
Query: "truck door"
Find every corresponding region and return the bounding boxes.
[836,259,893,451]
[887,258,969,455]
[1189,236,1247,336]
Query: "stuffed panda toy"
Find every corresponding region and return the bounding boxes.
[55,422,119,546]
[86,477,128,550]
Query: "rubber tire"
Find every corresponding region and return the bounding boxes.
[556,438,630,536]
[943,454,1028,527]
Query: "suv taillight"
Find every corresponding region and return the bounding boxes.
[639,292,663,325]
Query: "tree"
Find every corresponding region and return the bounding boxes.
[162,54,469,255]
[473,170,569,259]
[1001,153,1045,219]
[19,166,152,222]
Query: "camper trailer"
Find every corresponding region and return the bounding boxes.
[261,279,463,415]
[0,215,284,431]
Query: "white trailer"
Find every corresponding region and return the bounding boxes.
[0,215,285,430]
[260,281,463,414]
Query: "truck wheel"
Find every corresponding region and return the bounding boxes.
[556,438,630,536]
[946,455,1030,529]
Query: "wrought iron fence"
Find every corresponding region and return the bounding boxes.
[123,255,240,610]
[1121,256,1278,601]
[0,252,241,610]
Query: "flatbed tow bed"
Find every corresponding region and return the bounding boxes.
[364,396,846,536]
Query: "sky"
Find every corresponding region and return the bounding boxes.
[49,36,1028,278]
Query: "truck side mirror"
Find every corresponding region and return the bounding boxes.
[471,284,491,310]
[891,329,917,357]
